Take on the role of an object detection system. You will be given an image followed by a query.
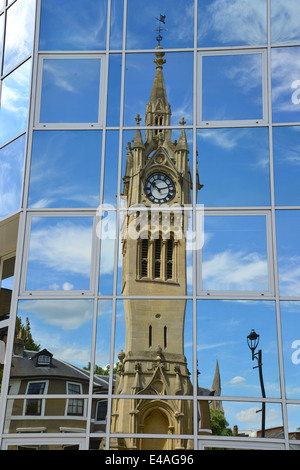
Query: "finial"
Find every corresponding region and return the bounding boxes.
[179,117,186,126]
[153,14,168,46]
[135,114,142,126]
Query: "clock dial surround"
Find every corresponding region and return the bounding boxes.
[144,172,176,204]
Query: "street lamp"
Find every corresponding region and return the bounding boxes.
[247,329,266,438]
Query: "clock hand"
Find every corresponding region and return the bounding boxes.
[151,182,162,193]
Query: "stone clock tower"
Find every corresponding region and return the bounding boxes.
[108,46,210,451]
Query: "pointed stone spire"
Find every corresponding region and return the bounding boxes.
[132,114,145,149]
[145,46,171,148]
[210,359,224,413]
[176,117,189,152]
[149,46,168,107]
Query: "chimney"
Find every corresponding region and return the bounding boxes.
[13,331,24,356]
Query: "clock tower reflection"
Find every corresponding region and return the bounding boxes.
[108,45,210,451]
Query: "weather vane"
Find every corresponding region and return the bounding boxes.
[153,14,168,46]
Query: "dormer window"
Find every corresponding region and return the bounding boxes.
[33,349,53,367]
[37,354,51,366]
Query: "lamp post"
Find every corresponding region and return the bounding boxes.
[247,329,266,438]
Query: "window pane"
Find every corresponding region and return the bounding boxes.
[25,216,94,291]
[28,131,102,208]
[106,54,122,127]
[39,0,107,51]
[197,300,280,398]
[207,401,283,439]
[0,59,31,147]
[98,210,116,296]
[3,0,35,75]
[126,0,194,49]
[273,126,300,206]
[198,0,267,47]
[115,300,193,386]
[272,47,300,123]
[124,52,193,126]
[93,300,113,392]
[0,13,4,68]
[11,299,94,385]
[280,302,300,399]
[201,53,264,122]
[103,131,119,206]
[0,135,26,219]
[200,215,269,292]
[197,127,270,206]
[271,0,300,44]
[39,58,101,124]
[276,210,300,297]
[110,0,123,50]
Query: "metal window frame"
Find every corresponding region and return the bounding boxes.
[197,48,268,127]
[34,52,107,129]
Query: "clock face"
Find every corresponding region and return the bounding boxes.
[144,172,176,204]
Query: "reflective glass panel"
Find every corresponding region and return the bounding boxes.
[124,52,193,126]
[205,400,283,439]
[110,399,195,442]
[198,0,267,47]
[197,127,270,206]
[287,405,300,444]
[98,210,116,296]
[106,54,122,127]
[114,300,193,390]
[28,130,102,208]
[103,131,119,206]
[276,210,300,297]
[200,215,269,292]
[0,59,31,147]
[39,58,101,124]
[4,398,88,434]
[3,0,35,75]
[110,0,123,50]
[272,47,300,123]
[39,0,107,51]
[25,216,94,291]
[280,302,300,399]
[0,13,4,68]
[90,399,108,447]
[0,134,25,219]
[7,299,94,399]
[271,0,300,44]
[93,300,113,393]
[126,0,194,49]
[201,53,264,122]
[197,300,280,398]
[273,126,300,206]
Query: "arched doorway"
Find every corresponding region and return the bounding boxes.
[141,408,169,450]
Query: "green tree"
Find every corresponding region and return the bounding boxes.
[15,316,40,351]
[210,409,233,436]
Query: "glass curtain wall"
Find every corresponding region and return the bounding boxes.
[0,0,299,451]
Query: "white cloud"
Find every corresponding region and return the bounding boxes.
[28,220,93,277]
[198,0,266,45]
[19,299,93,331]
[229,376,246,385]
[236,406,279,425]
[202,250,268,291]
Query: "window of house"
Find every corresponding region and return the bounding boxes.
[67,382,84,417]
[96,400,108,422]
[25,381,47,416]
